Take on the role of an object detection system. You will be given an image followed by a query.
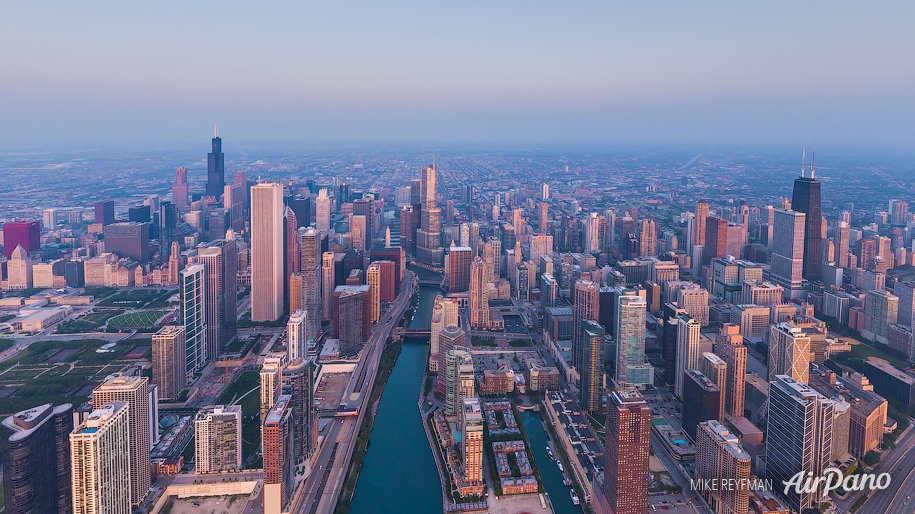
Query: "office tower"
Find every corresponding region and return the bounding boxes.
[299,227,323,338]
[682,369,722,440]
[541,182,549,200]
[283,358,317,461]
[128,204,151,223]
[702,216,729,266]
[602,389,650,514]
[321,251,335,321]
[315,188,331,231]
[287,310,307,361]
[675,314,701,398]
[151,326,186,401]
[260,356,284,421]
[469,257,489,330]
[2,221,40,259]
[572,279,600,369]
[1,403,73,514]
[416,205,443,267]
[366,263,381,323]
[674,283,710,327]
[741,279,784,306]
[251,182,285,321]
[616,295,652,387]
[693,200,709,248]
[263,395,294,514]
[103,222,151,262]
[462,398,484,489]
[895,280,915,328]
[436,325,468,394]
[194,405,242,473]
[5,245,33,290]
[447,245,473,292]
[158,201,178,252]
[224,180,245,232]
[767,376,834,513]
[791,163,824,281]
[94,200,115,226]
[351,214,367,252]
[835,221,851,268]
[530,233,553,267]
[445,348,474,416]
[289,273,304,315]
[863,289,899,345]
[290,194,312,228]
[70,403,131,514]
[580,320,605,413]
[198,239,237,354]
[768,321,811,384]
[284,207,300,311]
[171,166,189,212]
[639,218,657,258]
[421,164,437,208]
[206,129,225,197]
[180,263,208,373]
[539,202,549,234]
[695,420,751,514]
[701,352,727,420]
[715,324,747,418]
[770,209,807,300]
[584,212,601,254]
[333,286,370,355]
[91,376,151,505]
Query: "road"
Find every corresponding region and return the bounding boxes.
[650,432,713,514]
[292,270,416,514]
[840,424,915,513]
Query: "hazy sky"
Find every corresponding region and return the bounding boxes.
[2,2,914,149]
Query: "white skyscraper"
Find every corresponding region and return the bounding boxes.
[315,188,331,231]
[251,182,285,321]
[287,310,307,361]
[194,405,243,474]
[675,314,701,398]
[70,403,132,514]
[179,263,207,374]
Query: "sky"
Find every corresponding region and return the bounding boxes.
[1,1,914,149]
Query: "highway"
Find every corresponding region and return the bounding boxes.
[292,270,416,514]
[841,424,915,513]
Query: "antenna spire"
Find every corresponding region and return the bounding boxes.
[214,123,219,139]
[811,141,816,179]
[801,145,806,178]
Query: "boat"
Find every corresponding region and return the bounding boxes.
[546,446,554,459]
[557,461,564,473]
[562,473,571,486]
[570,490,580,505]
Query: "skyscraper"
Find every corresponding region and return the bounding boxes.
[461,398,484,491]
[437,325,468,394]
[206,129,225,197]
[639,218,657,258]
[151,325,186,401]
[768,321,811,384]
[580,320,605,413]
[682,369,721,440]
[2,221,40,259]
[1,403,73,514]
[791,161,824,282]
[366,262,381,323]
[715,323,746,419]
[693,200,709,248]
[94,200,115,226]
[675,314,701,398]
[770,209,807,300]
[197,238,237,354]
[70,403,132,514]
[315,188,331,231]
[695,420,751,514]
[287,310,307,361]
[263,395,294,514]
[251,182,285,322]
[321,251,335,321]
[616,295,652,387]
[91,375,151,505]
[445,348,474,416]
[299,227,323,337]
[171,166,189,212]
[469,257,489,330]
[602,389,651,514]
[260,356,284,421]
[180,263,208,373]
[862,289,899,345]
[282,358,317,462]
[767,376,834,512]
[194,405,242,474]
[572,279,600,370]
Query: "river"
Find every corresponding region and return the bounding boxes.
[350,267,577,514]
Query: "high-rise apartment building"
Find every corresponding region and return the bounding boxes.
[1,403,73,514]
[616,295,652,387]
[180,263,208,373]
[767,376,834,513]
[675,314,701,398]
[287,310,307,361]
[863,289,899,345]
[260,356,284,421]
[682,369,722,440]
[299,227,323,338]
[197,238,238,354]
[461,398,484,489]
[572,280,600,370]
[366,262,381,324]
[90,375,151,505]
[437,325,468,394]
[445,348,475,416]
[70,403,132,514]
[151,325,186,400]
[695,420,751,514]
[580,320,605,413]
[251,182,285,321]
[469,256,489,330]
[282,358,317,462]
[194,405,242,473]
[263,395,294,514]
[447,245,473,292]
[715,324,746,418]
[602,389,651,514]
[321,251,336,321]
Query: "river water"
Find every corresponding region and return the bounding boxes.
[350,267,578,513]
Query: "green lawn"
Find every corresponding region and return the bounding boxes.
[56,309,125,334]
[107,309,170,330]
[97,289,174,308]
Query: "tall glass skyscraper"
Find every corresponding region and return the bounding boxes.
[791,172,824,282]
[207,130,225,197]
